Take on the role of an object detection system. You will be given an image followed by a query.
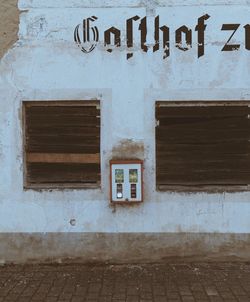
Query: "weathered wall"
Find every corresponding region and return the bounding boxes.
[1,233,250,264]
[0,0,250,263]
[0,0,19,59]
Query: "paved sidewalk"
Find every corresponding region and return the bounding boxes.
[0,262,249,302]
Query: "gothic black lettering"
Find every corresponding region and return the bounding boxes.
[221,24,240,51]
[74,15,250,59]
[195,14,210,58]
[244,24,250,50]
[153,16,170,59]
[104,27,121,53]
[175,25,192,51]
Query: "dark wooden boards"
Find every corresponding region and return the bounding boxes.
[24,101,100,188]
[156,102,250,189]
[26,163,100,184]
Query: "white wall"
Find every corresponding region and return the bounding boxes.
[0,0,250,236]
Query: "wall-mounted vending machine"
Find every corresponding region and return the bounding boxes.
[110,160,143,204]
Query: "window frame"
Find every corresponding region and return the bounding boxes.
[23,100,101,190]
[155,100,250,193]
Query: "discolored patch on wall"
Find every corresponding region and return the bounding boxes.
[0,0,19,59]
[112,139,144,160]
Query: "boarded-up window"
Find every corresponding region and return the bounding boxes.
[156,101,250,191]
[23,101,100,189]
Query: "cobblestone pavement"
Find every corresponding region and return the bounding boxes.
[0,262,250,302]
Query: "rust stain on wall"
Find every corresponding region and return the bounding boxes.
[112,139,144,159]
[0,0,19,59]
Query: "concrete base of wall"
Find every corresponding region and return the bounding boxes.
[0,233,249,264]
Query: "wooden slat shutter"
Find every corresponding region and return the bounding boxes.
[156,101,250,189]
[24,101,100,188]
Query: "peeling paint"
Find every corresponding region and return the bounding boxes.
[0,0,19,59]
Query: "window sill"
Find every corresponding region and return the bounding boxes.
[156,185,250,193]
[24,182,101,191]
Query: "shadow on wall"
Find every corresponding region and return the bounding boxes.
[0,0,19,59]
